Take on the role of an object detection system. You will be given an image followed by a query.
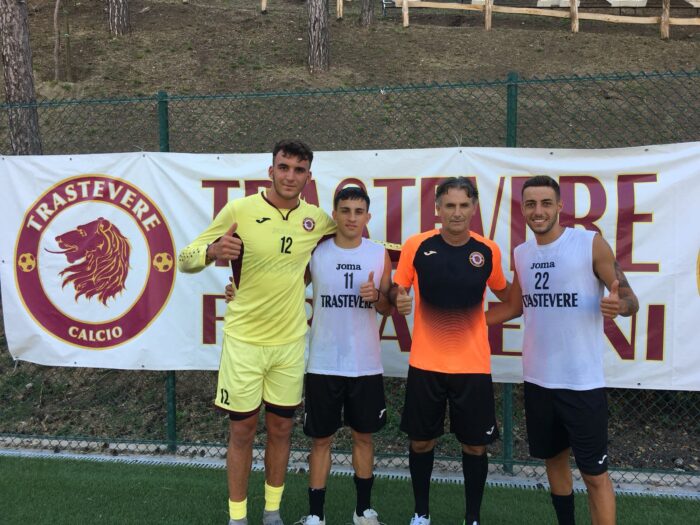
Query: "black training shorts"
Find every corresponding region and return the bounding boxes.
[303,373,387,438]
[400,366,499,445]
[524,381,609,476]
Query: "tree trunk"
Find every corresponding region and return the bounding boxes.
[308,0,330,73]
[54,0,62,81]
[359,0,374,27]
[0,0,42,155]
[64,12,73,82]
[108,0,130,36]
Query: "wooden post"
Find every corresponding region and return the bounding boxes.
[402,0,410,27]
[261,0,267,14]
[337,0,343,19]
[660,0,670,39]
[570,0,579,33]
[485,0,493,30]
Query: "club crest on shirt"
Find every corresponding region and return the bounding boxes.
[302,217,316,231]
[469,251,485,268]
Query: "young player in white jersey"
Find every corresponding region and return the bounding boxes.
[300,186,393,525]
[486,176,639,525]
[226,187,392,525]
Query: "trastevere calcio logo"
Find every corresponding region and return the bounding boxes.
[15,174,176,350]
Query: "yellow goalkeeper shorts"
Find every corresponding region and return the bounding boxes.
[215,334,306,414]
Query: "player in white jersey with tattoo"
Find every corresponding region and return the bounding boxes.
[487,175,638,525]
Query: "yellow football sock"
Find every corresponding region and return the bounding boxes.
[264,482,284,512]
[229,498,247,520]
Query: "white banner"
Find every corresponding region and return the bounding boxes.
[1,144,699,390]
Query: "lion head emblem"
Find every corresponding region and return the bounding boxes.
[48,217,131,305]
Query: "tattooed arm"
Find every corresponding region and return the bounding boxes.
[592,234,639,318]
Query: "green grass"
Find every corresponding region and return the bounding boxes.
[1,456,696,525]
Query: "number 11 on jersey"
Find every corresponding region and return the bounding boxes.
[344,272,354,289]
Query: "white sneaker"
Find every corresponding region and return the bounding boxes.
[353,508,381,525]
[294,516,325,525]
[409,514,430,525]
[263,510,285,525]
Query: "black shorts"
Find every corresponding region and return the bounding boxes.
[524,382,609,476]
[400,366,499,446]
[303,373,387,438]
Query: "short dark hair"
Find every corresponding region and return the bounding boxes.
[522,175,560,200]
[272,139,313,164]
[435,177,478,204]
[334,186,370,210]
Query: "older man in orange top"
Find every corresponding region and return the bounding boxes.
[389,177,510,525]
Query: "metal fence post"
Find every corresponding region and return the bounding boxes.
[158,90,177,452]
[502,387,514,474]
[502,72,519,474]
[506,72,518,148]
[158,90,170,153]
[166,372,177,452]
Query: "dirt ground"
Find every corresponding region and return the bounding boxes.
[20,0,700,100]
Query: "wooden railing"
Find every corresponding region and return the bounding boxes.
[390,0,700,39]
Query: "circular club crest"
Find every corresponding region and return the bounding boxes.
[15,175,176,349]
[302,217,316,232]
[469,251,485,268]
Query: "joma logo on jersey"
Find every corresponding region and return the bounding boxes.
[530,261,556,269]
[15,175,176,350]
[336,263,362,270]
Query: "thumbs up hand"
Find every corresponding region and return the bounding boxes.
[396,285,413,316]
[207,222,242,262]
[224,276,236,303]
[359,271,379,303]
[600,279,620,319]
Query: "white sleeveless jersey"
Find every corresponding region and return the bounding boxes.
[308,238,385,377]
[514,228,605,390]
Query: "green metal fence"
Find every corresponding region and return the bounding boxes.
[3,70,700,155]
[1,70,699,492]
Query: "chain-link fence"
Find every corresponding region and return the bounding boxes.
[3,70,700,154]
[1,70,699,492]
